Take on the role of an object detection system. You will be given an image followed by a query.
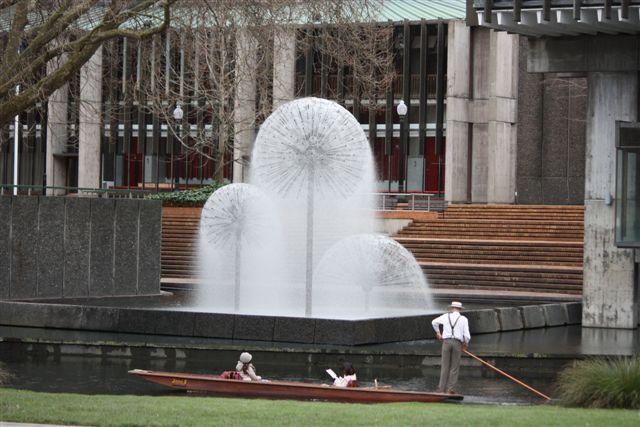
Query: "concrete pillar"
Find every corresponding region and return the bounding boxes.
[583,72,638,329]
[233,29,257,184]
[445,20,471,203]
[273,28,296,110]
[78,46,103,192]
[45,60,68,195]
[487,31,518,203]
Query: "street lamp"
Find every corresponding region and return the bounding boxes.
[171,104,183,190]
[173,104,184,121]
[397,100,408,193]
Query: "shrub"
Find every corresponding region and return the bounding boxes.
[555,357,640,409]
[145,182,223,207]
[0,363,15,385]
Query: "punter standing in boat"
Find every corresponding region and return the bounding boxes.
[431,301,471,394]
[236,352,262,381]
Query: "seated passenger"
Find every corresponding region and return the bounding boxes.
[235,352,262,381]
[333,362,358,388]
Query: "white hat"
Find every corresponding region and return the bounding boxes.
[239,352,252,364]
[449,301,464,309]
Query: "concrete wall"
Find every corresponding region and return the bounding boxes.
[0,300,582,345]
[526,35,640,328]
[516,38,587,205]
[582,72,638,329]
[0,196,162,300]
[446,25,588,205]
[446,24,518,204]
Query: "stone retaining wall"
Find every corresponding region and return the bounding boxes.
[0,196,162,299]
[0,300,581,345]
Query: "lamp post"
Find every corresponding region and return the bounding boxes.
[397,100,408,193]
[13,85,19,195]
[172,104,183,191]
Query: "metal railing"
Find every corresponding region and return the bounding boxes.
[374,192,446,212]
[1,185,447,212]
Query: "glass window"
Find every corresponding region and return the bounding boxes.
[615,122,640,247]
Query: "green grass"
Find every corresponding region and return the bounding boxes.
[1,388,640,427]
[555,357,640,409]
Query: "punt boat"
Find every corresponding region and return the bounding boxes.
[128,369,463,403]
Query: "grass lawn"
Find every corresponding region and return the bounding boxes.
[1,389,640,427]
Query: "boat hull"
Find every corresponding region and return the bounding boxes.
[129,369,462,403]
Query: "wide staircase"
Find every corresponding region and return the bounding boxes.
[160,207,201,286]
[159,204,585,296]
[394,204,584,295]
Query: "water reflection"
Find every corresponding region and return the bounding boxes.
[471,325,640,356]
[1,343,558,405]
[2,323,638,405]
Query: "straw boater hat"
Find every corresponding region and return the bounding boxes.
[239,352,252,364]
[449,301,464,309]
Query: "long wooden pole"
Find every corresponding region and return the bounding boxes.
[463,350,552,401]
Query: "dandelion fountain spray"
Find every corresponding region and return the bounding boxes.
[197,97,433,318]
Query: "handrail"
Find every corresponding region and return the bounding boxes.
[374,192,446,212]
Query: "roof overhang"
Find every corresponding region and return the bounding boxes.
[471,1,640,37]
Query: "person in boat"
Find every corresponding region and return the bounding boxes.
[235,352,262,381]
[431,301,471,395]
[333,362,359,387]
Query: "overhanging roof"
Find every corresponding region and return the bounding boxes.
[472,1,640,36]
[374,0,467,23]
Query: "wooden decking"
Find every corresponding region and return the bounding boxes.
[394,204,584,295]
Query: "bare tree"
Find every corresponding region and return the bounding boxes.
[0,0,177,127]
[137,0,394,182]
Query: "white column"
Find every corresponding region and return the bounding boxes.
[273,28,296,109]
[233,29,257,183]
[445,20,471,203]
[582,72,638,329]
[78,46,103,193]
[45,57,68,195]
[487,31,518,203]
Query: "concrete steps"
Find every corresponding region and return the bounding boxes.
[395,204,585,295]
[161,208,201,280]
[159,204,586,296]
[422,262,583,295]
[396,219,583,241]
[396,238,583,266]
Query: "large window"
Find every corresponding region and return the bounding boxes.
[615,122,640,247]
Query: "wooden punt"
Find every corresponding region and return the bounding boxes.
[128,369,463,403]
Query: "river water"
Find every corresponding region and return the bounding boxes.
[0,329,572,405]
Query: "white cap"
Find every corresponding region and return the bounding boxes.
[239,352,252,364]
[449,301,464,309]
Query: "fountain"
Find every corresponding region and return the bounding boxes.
[197,97,433,319]
[0,98,580,344]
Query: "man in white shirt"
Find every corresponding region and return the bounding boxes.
[431,301,471,394]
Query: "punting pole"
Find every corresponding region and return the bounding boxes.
[464,350,552,401]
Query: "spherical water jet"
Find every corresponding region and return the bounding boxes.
[251,97,374,316]
[197,97,432,319]
[314,234,434,319]
[196,183,284,313]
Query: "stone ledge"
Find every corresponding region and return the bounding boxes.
[0,300,583,346]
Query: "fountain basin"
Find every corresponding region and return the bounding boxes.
[0,297,581,346]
